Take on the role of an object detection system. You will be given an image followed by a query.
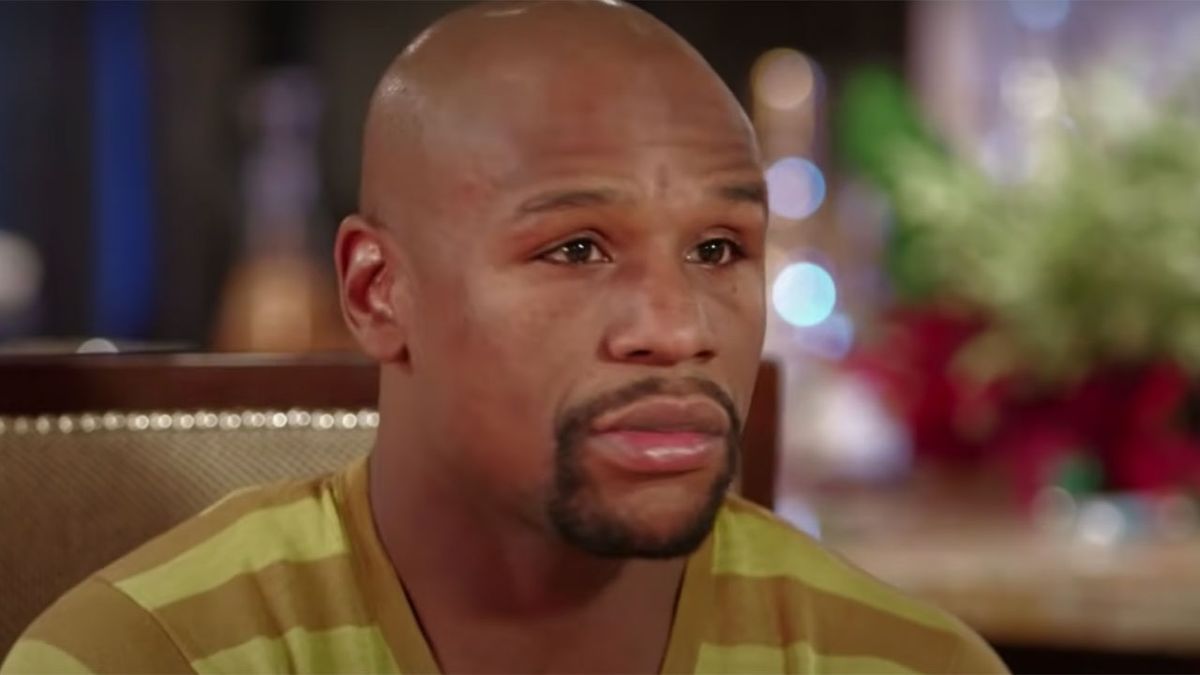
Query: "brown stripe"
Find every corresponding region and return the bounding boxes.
[153,553,371,660]
[708,574,961,674]
[946,625,1009,674]
[21,579,194,673]
[101,476,330,583]
[659,531,715,674]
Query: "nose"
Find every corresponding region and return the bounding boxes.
[602,261,717,367]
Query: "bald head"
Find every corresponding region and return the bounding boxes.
[359,0,757,234]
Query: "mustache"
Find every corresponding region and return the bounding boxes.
[555,376,742,444]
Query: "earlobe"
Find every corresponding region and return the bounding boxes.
[334,215,410,363]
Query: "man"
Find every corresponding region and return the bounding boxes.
[3,2,1007,673]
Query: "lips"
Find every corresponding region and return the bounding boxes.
[586,396,730,475]
[590,397,730,436]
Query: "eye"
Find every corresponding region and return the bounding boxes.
[539,238,611,265]
[686,238,744,266]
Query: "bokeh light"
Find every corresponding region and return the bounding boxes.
[752,48,815,111]
[771,261,837,327]
[1078,499,1125,547]
[1009,0,1071,32]
[1001,58,1060,120]
[0,231,43,319]
[765,157,826,220]
[77,338,120,354]
[793,311,856,360]
[801,374,912,483]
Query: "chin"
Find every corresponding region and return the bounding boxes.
[617,476,721,528]
[547,470,731,559]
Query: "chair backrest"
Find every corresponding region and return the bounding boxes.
[0,354,778,657]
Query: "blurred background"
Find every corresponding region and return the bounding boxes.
[3,1,1200,671]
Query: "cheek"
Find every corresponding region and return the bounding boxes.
[456,274,582,372]
[456,278,592,432]
[712,264,765,336]
[710,268,767,408]
[417,273,590,489]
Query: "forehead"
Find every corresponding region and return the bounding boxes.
[433,52,760,195]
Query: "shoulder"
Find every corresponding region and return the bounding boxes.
[713,495,967,633]
[6,471,361,674]
[97,470,345,593]
[704,496,1007,674]
[2,577,193,673]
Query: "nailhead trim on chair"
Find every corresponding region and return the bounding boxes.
[0,409,380,436]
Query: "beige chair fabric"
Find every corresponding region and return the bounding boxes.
[0,411,373,658]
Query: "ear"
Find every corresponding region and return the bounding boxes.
[334,215,410,363]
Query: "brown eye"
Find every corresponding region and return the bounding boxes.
[687,238,743,266]
[541,238,610,265]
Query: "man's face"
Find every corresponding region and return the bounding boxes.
[401,54,766,557]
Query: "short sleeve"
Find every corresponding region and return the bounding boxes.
[1,578,194,674]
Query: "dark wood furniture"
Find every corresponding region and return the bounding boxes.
[0,353,380,414]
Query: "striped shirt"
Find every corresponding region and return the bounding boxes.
[3,457,1006,674]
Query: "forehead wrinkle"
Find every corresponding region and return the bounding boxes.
[653,164,670,199]
[715,182,767,207]
[517,188,629,216]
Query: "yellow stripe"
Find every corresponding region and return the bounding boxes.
[1,640,95,674]
[103,478,324,583]
[188,625,398,674]
[712,500,959,634]
[116,494,347,610]
[695,642,919,675]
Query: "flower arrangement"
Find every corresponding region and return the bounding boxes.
[838,67,1200,500]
